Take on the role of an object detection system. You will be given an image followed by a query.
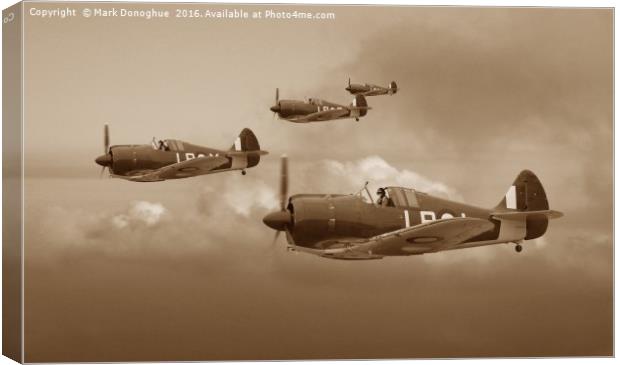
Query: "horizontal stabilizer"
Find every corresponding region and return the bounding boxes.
[226,150,269,157]
[491,210,564,220]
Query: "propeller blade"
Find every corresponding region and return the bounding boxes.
[99,166,106,178]
[275,88,279,103]
[103,124,110,154]
[348,77,351,87]
[280,154,288,211]
[272,230,281,246]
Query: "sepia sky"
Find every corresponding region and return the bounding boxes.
[21,3,612,361]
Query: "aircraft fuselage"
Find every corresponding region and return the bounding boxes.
[346,84,387,96]
[272,99,349,120]
[281,191,548,255]
[107,142,258,177]
[346,81,398,96]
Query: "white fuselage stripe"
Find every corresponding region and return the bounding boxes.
[231,154,248,170]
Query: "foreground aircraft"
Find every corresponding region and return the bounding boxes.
[345,78,398,96]
[95,125,268,182]
[269,88,371,122]
[263,156,563,260]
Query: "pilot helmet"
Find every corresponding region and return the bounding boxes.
[376,188,385,195]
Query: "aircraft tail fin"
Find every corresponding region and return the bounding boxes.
[389,81,398,94]
[229,128,267,168]
[351,95,369,117]
[495,170,550,212]
[493,170,561,240]
[230,128,260,152]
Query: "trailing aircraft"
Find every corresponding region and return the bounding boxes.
[263,156,563,259]
[95,125,268,182]
[270,88,371,122]
[345,78,398,96]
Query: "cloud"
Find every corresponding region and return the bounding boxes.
[222,182,278,217]
[111,201,168,228]
[195,175,278,218]
[320,155,461,200]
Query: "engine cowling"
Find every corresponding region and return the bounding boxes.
[290,197,332,244]
[288,195,369,247]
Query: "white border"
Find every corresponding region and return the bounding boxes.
[0,1,616,365]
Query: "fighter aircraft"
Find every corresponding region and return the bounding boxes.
[269,88,371,122]
[345,78,398,96]
[263,156,563,259]
[95,125,268,182]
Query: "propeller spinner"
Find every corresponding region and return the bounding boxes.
[95,124,112,176]
[270,88,280,116]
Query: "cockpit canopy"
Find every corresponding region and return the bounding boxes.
[379,187,421,208]
[151,138,186,152]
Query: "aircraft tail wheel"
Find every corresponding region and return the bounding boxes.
[355,117,360,122]
[241,170,247,176]
[515,244,523,253]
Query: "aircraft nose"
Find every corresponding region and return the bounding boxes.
[95,154,112,167]
[270,105,280,113]
[263,210,291,231]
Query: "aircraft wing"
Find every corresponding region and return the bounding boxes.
[120,155,230,181]
[111,171,166,182]
[156,155,229,179]
[293,108,351,122]
[310,217,494,259]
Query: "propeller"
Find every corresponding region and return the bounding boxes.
[272,230,281,246]
[275,154,288,245]
[95,124,112,177]
[103,123,109,154]
[270,88,280,118]
[263,155,291,246]
[280,154,288,211]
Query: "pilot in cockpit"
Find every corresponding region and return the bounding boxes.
[376,188,389,206]
[156,139,170,151]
